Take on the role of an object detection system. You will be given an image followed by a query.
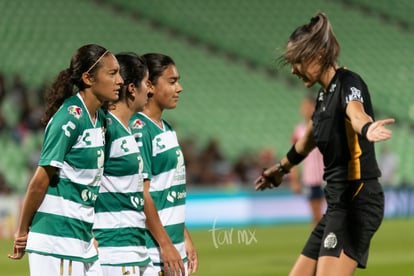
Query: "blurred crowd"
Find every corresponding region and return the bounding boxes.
[0,72,281,194]
[181,136,279,187]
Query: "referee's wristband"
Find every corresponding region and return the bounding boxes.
[286,145,306,165]
[361,122,373,138]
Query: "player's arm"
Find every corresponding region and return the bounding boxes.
[346,101,394,142]
[8,165,56,260]
[255,120,315,190]
[184,226,198,274]
[143,179,185,276]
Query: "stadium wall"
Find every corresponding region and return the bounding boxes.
[2,188,414,238]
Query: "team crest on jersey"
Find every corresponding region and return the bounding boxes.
[68,105,82,119]
[130,119,145,129]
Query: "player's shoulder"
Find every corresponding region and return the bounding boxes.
[49,96,85,126]
[162,119,174,131]
[336,67,364,85]
[129,112,148,134]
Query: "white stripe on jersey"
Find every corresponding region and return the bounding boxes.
[158,205,186,226]
[147,241,186,261]
[59,162,103,186]
[100,174,143,193]
[94,210,146,229]
[37,195,95,224]
[27,232,97,259]
[98,246,149,265]
[50,160,64,168]
[150,170,185,191]
[151,131,179,156]
[109,136,139,158]
[72,128,105,148]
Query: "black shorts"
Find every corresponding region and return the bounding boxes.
[301,179,384,268]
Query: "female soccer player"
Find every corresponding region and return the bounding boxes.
[93,52,151,276]
[8,44,123,276]
[129,53,198,276]
[255,12,394,276]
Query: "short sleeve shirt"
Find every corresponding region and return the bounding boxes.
[312,68,381,182]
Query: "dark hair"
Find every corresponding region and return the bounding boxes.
[279,12,340,71]
[41,44,110,125]
[114,52,148,105]
[142,53,175,84]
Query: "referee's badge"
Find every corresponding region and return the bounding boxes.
[324,232,337,249]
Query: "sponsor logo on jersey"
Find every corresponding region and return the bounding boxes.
[166,190,186,203]
[130,119,145,129]
[68,105,82,119]
[81,189,98,202]
[130,195,144,208]
[173,149,186,183]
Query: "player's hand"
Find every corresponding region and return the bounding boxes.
[8,233,28,260]
[186,242,198,274]
[366,118,395,142]
[160,243,186,276]
[254,164,285,191]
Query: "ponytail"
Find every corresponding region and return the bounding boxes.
[279,12,340,71]
[41,68,74,125]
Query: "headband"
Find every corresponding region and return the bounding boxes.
[86,50,109,74]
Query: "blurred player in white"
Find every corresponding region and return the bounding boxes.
[289,95,325,226]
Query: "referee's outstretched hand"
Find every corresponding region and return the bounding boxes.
[366,118,395,142]
[255,165,284,191]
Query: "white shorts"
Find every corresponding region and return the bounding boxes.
[28,252,103,276]
[101,264,153,276]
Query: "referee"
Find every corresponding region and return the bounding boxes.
[255,12,394,276]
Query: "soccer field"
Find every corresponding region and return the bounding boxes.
[1,218,414,275]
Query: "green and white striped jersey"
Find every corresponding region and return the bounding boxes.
[93,112,150,266]
[130,112,187,265]
[26,94,105,262]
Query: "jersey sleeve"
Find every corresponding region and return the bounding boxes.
[138,127,153,180]
[38,108,81,168]
[340,72,368,111]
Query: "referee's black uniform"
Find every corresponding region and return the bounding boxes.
[303,68,384,268]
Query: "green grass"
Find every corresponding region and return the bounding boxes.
[1,218,414,275]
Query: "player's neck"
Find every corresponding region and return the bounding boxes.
[143,108,163,127]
